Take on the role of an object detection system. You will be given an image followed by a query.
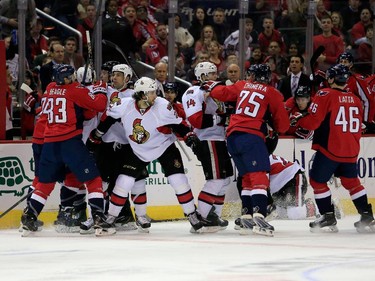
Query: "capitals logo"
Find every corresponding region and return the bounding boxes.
[129,118,150,144]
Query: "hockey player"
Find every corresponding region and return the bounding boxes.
[336,52,375,132]
[284,85,314,140]
[89,77,203,235]
[182,62,234,233]
[294,64,375,233]
[100,60,120,84]
[85,63,145,233]
[206,64,290,236]
[20,64,114,236]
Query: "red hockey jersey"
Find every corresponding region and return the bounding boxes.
[210,81,289,138]
[298,87,363,163]
[43,82,107,142]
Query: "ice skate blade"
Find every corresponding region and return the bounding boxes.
[355,225,375,233]
[239,227,253,235]
[137,226,150,233]
[21,228,36,237]
[95,228,116,236]
[80,228,95,235]
[253,226,274,237]
[55,225,80,233]
[115,222,137,232]
[310,225,339,233]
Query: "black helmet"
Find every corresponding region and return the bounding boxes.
[336,52,354,64]
[251,64,271,83]
[53,64,75,85]
[326,64,351,84]
[163,82,179,95]
[295,86,311,99]
[101,60,120,73]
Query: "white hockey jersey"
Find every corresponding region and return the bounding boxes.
[182,85,225,141]
[107,97,182,162]
[102,86,134,144]
[269,154,304,194]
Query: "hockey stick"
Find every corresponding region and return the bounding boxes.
[82,30,95,84]
[310,45,325,81]
[0,189,34,219]
[102,39,140,79]
[81,0,103,84]
[176,138,192,162]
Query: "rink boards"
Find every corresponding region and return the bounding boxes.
[1,137,375,228]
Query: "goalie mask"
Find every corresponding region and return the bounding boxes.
[194,62,217,82]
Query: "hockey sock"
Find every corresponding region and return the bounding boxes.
[60,185,78,208]
[314,195,333,215]
[250,190,268,217]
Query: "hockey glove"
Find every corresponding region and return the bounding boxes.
[184,132,203,160]
[295,128,314,140]
[200,80,224,92]
[290,112,306,127]
[91,81,108,96]
[23,91,39,113]
[86,129,104,153]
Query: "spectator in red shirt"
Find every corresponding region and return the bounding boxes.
[313,14,345,71]
[350,7,372,46]
[26,17,48,68]
[258,16,286,54]
[145,23,168,65]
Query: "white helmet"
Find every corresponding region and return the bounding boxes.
[194,62,217,81]
[134,77,157,93]
[112,64,133,79]
[76,66,96,84]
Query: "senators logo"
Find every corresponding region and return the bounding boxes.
[109,92,121,107]
[173,159,181,168]
[129,118,150,144]
[213,98,225,114]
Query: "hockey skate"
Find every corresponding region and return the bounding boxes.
[309,212,338,233]
[234,217,242,230]
[265,204,278,222]
[54,206,81,233]
[354,205,375,233]
[80,217,95,235]
[188,211,204,234]
[239,214,256,235]
[136,215,151,233]
[19,218,43,233]
[93,214,116,236]
[21,213,38,237]
[206,210,228,230]
[114,215,137,231]
[252,213,274,237]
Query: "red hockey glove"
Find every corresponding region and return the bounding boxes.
[290,112,306,127]
[23,91,39,113]
[295,128,314,140]
[200,80,223,92]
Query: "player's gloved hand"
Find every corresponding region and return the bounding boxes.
[184,132,203,160]
[363,121,375,134]
[92,81,107,96]
[290,112,304,127]
[86,129,104,152]
[23,91,39,113]
[295,128,314,140]
[200,80,223,92]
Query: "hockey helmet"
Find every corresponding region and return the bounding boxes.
[294,86,311,99]
[112,64,133,80]
[76,66,96,84]
[326,64,351,84]
[194,62,217,82]
[54,64,75,85]
[101,60,120,73]
[163,82,179,95]
[251,64,271,83]
[336,52,354,64]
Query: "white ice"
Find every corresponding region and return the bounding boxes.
[1,216,375,281]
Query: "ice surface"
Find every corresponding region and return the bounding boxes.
[1,216,375,281]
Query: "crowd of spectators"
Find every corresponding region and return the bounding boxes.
[2,0,375,139]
